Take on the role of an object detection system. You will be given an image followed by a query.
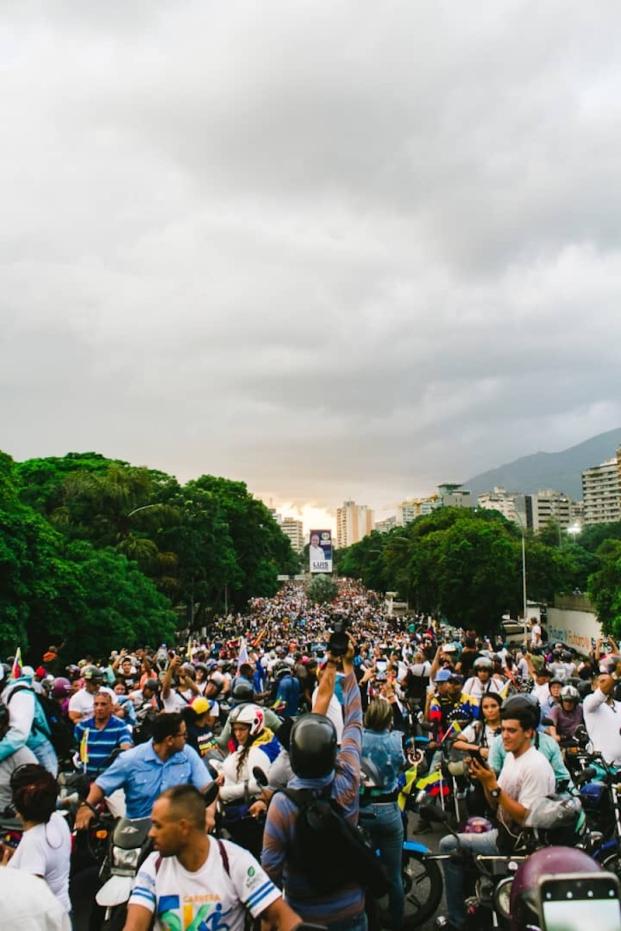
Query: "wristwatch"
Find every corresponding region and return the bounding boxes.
[490,786,501,800]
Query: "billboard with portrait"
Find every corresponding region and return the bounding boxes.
[309,529,333,573]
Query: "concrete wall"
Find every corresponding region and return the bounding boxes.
[546,606,602,655]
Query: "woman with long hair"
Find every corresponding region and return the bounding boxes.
[216,704,280,857]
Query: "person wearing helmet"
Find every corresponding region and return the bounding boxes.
[438,694,555,931]
[261,635,366,930]
[547,684,584,742]
[461,657,506,718]
[182,697,222,763]
[216,704,280,858]
[509,846,603,931]
[272,662,300,718]
[67,665,115,724]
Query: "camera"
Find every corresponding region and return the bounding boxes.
[328,617,350,658]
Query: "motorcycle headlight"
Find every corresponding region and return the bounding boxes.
[112,846,140,870]
[494,876,513,921]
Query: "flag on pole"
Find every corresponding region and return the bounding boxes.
[237,637,249,671]
[11,647,22,680]
[79,728,90,770]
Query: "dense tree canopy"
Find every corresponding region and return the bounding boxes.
[1,450,297,660]
[338,507,621,635]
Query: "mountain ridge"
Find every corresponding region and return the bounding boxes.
[465,427,621,500]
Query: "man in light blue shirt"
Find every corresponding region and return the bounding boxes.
[75,712,211,828]
[488,728,571,788]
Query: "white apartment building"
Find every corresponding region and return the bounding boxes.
[279,517,305,553]
[375,516,397,533]
[336,500,374,548]
[582,450,621,525]
[478,487,528,526]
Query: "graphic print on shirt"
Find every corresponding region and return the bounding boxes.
[158,895,233,931]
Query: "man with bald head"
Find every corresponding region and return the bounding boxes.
[583,673,621,768]
[74,691,133,777]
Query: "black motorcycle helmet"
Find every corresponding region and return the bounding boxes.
[501,693,541,730]
[231,681,255,705]
[290,713,337,778]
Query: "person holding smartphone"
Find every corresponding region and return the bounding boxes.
[437,695,555,931]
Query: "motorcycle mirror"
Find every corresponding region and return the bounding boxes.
[252,766,269,787]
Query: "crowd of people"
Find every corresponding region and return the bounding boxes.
[0,578,620,930]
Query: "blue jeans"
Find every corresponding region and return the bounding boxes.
[32,740,58,777]
[439,829,499,929]
[326,913,368,931]
[360,802,404,928]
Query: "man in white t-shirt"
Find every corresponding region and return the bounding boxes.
[124,785,301,931]
[439,696,555,930]
[68,666,116,724]
[583,673,621,768]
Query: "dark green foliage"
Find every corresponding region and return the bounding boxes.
[338,506,620,635]
[307,573,338,604]
[588,540,621,637]
[3,451,297,655]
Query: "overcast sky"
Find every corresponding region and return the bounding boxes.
[3,2,621,527]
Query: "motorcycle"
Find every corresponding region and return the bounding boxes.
[94,780,220,930]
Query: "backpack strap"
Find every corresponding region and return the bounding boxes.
[217,839,230,877]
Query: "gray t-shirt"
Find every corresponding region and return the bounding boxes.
[0,745,38,811]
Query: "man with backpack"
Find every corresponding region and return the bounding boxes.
[0,665,58,775]
[261,636,375,931]
[123,784,301,931]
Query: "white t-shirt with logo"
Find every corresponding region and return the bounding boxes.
[9,812,72,913]
[129,839,280,931]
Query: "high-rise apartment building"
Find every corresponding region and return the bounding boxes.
[478,486,580,532]
[582,449,621,524]
[336,500,374,548]
[279,516,305,553]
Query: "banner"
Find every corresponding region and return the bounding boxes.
[309,529,333,574]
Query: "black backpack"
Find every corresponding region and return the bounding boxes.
[6,685,74,760]
[282,787,389,897]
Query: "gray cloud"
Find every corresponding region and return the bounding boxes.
[2,1,621,511]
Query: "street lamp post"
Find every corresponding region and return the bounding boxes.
[514,511,528,645]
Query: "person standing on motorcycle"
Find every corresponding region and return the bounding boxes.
[438,695,555,931]
[123,784,302,931]
[74,712,212,830]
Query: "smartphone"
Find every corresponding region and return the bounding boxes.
[376,660,388,675]
[538,872,620,931]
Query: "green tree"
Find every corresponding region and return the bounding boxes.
[307,574,338,604]
[588,540,621,637]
